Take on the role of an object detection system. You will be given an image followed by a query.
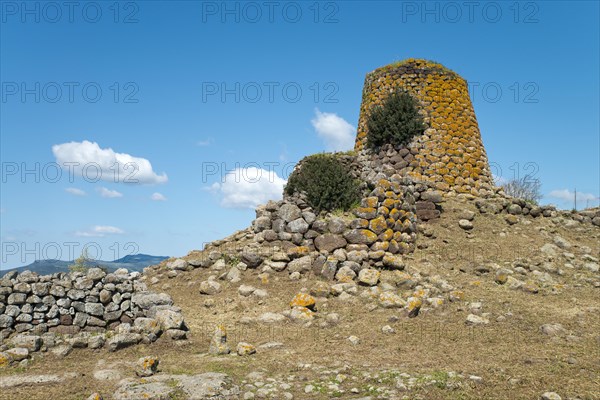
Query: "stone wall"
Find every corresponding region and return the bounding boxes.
[249,168,445,277]
[475,197,600,226]
[0,267,188,352]
[354,59,496,197]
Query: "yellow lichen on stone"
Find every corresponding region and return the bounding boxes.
[354,229,378,244]
[406,296,422,318]
[382,199,397,209]
[380,229,394,241]
[449,290,465,302]
[377,179,391,190]
[371,241,389,251]
[236,342,257,356]
[0,353,11,368]
[287,246,310,258]
[260,274,269,285]
[290,293,316,310]
[353,59,493,196]
[363,196,379,208]
[369,216,387,234]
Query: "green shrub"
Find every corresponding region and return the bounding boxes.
[285,154,361,213]
[367,90,426,149]
[68,248,93,273]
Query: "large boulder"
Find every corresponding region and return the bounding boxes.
[241,251,263,268]
[107,333,142,352]
[154,309,185,331]
[288,256,313,273]
[344,229,378,245]
[131,292,173,310]
[314,234,347,253]
[278,203,302,222]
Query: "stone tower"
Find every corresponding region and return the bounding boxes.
[354,59,495,197]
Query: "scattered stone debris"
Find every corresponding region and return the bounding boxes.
[209,324,230,355]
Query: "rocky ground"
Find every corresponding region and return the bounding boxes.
[1,198,599,400]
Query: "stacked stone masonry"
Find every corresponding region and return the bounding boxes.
[250,171,445,278]
[0,267,188,351]
[354,59,496,197]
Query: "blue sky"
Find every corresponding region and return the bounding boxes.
[1,1,599,268]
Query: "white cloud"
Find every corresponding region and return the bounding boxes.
[196,138,213,147]
[150,192,167,201]
[75,225,124,237]
[52,140,168,184]
[311,109,355,152]
[210,167,286,209]
[548,189,597,204]
[65,187,86,196]
[97,187,123,198]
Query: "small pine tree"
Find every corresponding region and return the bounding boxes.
[367,90,426,149]
[68,248,92,273]
[285,154,361,213]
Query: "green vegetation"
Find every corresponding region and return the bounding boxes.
[285,153,361,213]
[366,90,426,149]
[222,253,240,267]
[387,58,457,76]
[68,248,94,273]
[429,371,451,389]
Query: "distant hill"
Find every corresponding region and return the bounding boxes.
[0,254,169,278]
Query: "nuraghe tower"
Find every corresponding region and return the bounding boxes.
[355,59,495,197]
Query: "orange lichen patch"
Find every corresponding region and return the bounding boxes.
[141,356,159,372]
[398,242,412,254]
[354,207,377,218]
[377,179,391,190]
[380,229,394,241]
[385,191,397,199]
[291,306,315,321]
[371,241,389,252]
[237,342,257,356]
[362,196,379,208]
[389,208,401,220]
[287,246,310,258]
[0,353,11,368]
[390,182,403,193]
[353,58,493,197]
[407,297,423,310]
[377,206,390,216]
[429,298,444,307]
[406,296,423,318]
[354,219,370,229]
[382,198,397,209]
[337,275,354,284]
[402,220,413,230]
[379,292,405,308]
[522,281,539,294]
[290,293,316,310]
[369,216,388,234]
